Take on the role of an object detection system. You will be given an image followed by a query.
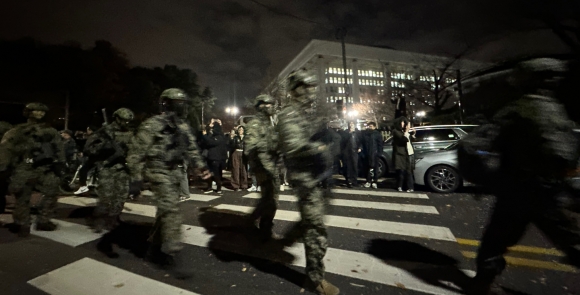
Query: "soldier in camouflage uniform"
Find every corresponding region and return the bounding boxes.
[277,70,339,295]
[127,88,210,278]
[0,121,13,214]
[89,108,135,233]
[244,94,280,239]
[0,103,65,236]
[459,58,580,295]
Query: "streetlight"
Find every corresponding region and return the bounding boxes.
[416,111,426,126]
[225,106,239,126]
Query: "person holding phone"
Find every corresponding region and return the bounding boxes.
[392,117,415,192]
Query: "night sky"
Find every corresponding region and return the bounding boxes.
[0,0,570,109]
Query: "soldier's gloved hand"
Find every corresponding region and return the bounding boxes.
[128,180,144,197]
[199,169,212,180]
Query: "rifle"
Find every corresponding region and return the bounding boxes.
[102,108,109,125]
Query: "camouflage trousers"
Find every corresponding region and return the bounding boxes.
[290,171,328,285]
[249,171,280,233]
[146,169,184,255]
[9,164,60,226]
[94,165,130,221]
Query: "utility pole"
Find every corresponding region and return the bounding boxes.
[456,69,464,124]
[336,27,348,119]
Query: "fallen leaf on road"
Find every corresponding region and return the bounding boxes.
[114,283,124,288]
[446,204,451,207]
[231,285,236,287]
[186,227,191,230]
[351,270,359,273]
[350,283,365,287]
[396,283,406,289]
[242,268,247,272]
[356,223,359,226]
[300,288,305,293]
[164,274,170,277]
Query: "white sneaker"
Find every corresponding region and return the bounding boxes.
[407,189,414,193]
[371,183,377,189]
[364,182,371,188]
[179,195,191,202]
[74,186,89,195]
[257,186,261,192]
[247,186,257,192]
[280,185,285,191]
[397,187,403,192]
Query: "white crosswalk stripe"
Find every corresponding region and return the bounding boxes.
[29,257,201,295]
[29,189,465,295]
[213,204,455,241]
[332,188,429,199]
[243,193,439,214]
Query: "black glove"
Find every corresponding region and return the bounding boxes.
[128,180,143,197]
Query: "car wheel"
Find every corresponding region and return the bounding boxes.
[425,165,461,193]
[377,158,387,178]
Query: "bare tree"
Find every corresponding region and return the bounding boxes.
[399,57,462,116]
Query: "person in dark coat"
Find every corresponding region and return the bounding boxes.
[392,116,415,192]
[362,122,384,189]
[340,122,362,188]
[202,121,229,194]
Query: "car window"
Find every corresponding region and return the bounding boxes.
[412,129,459,142]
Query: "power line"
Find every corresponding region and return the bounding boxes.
[245,0,333,28]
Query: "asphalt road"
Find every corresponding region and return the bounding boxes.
[0,176,578,295]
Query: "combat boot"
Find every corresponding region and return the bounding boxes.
[310,280,339,295]
[146,244,174,267]
[169,251,194,280]
[35,221,57,231]
[97,236,120,258]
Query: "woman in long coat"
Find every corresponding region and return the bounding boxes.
[392,117,415,192]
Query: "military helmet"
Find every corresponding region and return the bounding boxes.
[160,88,189,101]
[254,94,276,108]
[113,108,135,121]
[287,69,318,91]
[25,102,49,112]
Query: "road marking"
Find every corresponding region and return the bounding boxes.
[456,238,565,257]
[332,188,429,199]
[461,251,576,273]
[185,194,221,202]
[31,219,106,247]
[183,224,472,295]
[31,204,468,295]
[28,257,201,295]
[213,204,456,242]
[242,193,439,214]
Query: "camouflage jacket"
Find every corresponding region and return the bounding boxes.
[244,113,279,176]
[127,113,207,181]
[85,122,133,167]
[491,94,578,186]
[0,121,65,170]
[277,102,329,174]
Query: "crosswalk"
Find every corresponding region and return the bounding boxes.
[21,187,473,295]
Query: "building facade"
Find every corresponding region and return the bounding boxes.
[272,39,487,122]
